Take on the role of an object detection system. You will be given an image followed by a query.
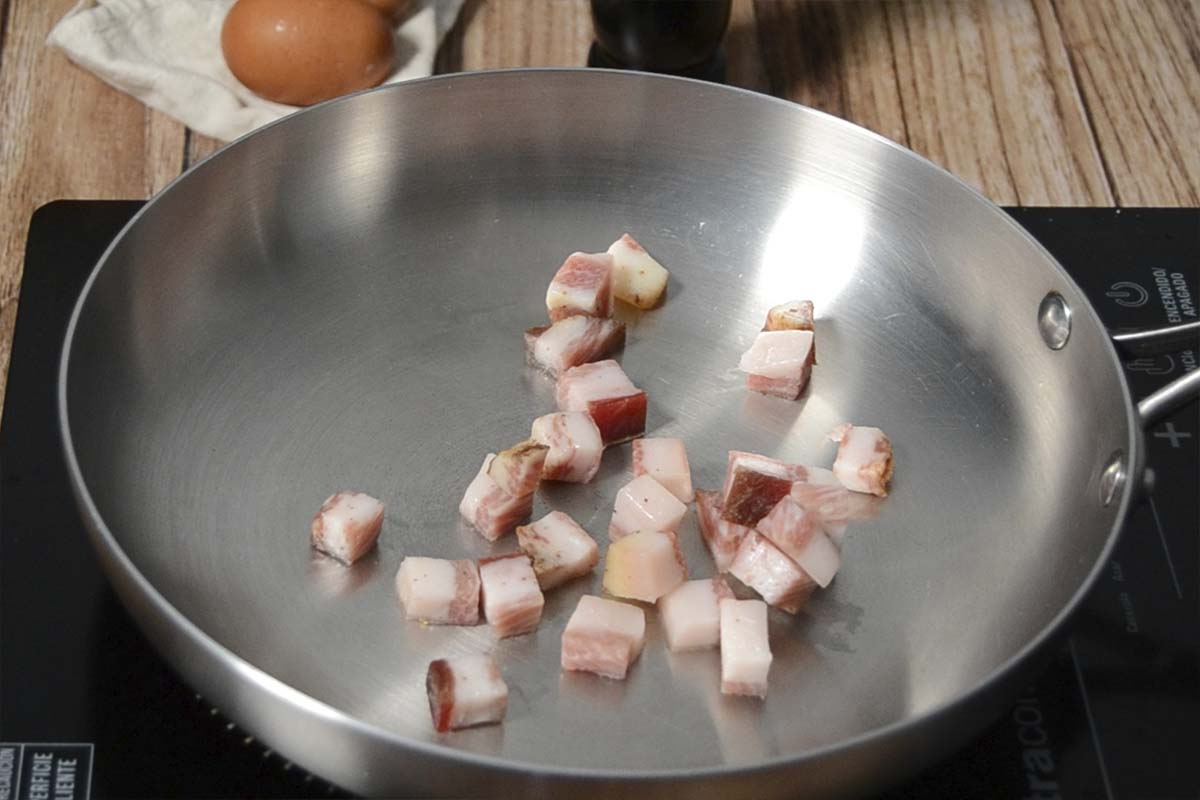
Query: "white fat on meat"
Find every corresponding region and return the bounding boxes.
[602,530,688,602]
[658,577,735,652]
[555,359,647,444]
[606,233,670,310]
[632,437,694,502]
[560,595,646,680]
[459,454,534,542]
[525,316,626,376]
[829,423,894,497]
[478,554,545,638]
[487,439,548,499]
[310,491,384,565]
[609,474,688,540]
[720,599,772,698]
[530,412,604,484]
[546,252,614,321]
[764,300,815,333]
[789,466,852,546]
[755,496,841,588]
[738,329,815,400]
[729,531,815,614]
[395,557,481,625]
[426,655,508,733]
[516,511,600,590]
[695,489,752,572]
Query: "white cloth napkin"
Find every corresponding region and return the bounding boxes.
[47,0,464,142]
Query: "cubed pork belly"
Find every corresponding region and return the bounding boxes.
[546,252,614,321]
[720,599,772,698]
[719,450,808,527]
[729,531,815,614]
[530,411,604,484]
[487,439,548,499]
[395,557,480,625]
[829,423,894,497]
[763,300,816,362]
[789,466,853,546]
[479,553,545,638]
[525,316,626,376]
[310,491,384,565]
[606,233,669,310]
[556,359,647,444]
[739,330,815,400]
[658,577,735,652]
[695,489,752,572]
[602,530,688,602]
[756,496,841,588]
[460,455,533,541]
[426,655,508,732]
[516,511,600,590]
[561,595,646,680]
[609,474,687,540]
[632,437,694,502]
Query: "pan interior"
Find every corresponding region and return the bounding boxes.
[63,71,1129,772]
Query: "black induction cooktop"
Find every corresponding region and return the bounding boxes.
[1,202,1196,799]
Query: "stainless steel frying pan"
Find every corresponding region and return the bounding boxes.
[58,70,1199,798]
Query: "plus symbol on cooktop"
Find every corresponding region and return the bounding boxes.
[1153,422,1193,448]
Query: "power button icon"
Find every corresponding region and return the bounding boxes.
[1106,281,1149,307]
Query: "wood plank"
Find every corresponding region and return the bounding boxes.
[186,132,226,168]
[753,1,909,147]
[887,0,1110,205]
[1053,0,1200,205]
[977,0,1112,204]
[458,0,591,69]
[0,0,187,407]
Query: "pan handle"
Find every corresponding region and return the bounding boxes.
[1111,319,1200,429]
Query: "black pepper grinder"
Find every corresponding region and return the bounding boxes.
[588,0,733,83]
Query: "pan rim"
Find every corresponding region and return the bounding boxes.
[56,67,1141,785]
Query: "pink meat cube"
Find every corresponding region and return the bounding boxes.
[546,251,614,321]
[555,359,647,445]
[632,437,694,502]
[530,411,604,484]
[609,474,688,540]
[729,531,815,614]
[756,496,841,588]
[763,300,816,362]
[739,330,815,400]
[487,439,548,498]
[395,557,480,625]
[719,451,808,527]
[720,599,772,698]
[478,553,545,638]
[695,489,752,572]
[789,466,854,546]
[516,511,600,590]
[426,655,508,732]
[310,491,384,565]
[764,300,815,333]
[561,595,646,680]
[525,316,626,376]
[602,530,688,602]
[829,423,895,497]
[460,455,534,541]
[658,577,735,652]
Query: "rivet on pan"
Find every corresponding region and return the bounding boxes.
[1038,292,1072,350]
[1099,452,1126,507]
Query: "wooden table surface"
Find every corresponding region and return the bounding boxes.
[1,0,1197,406]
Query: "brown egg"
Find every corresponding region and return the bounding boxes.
[221,0,395,107]
[359,0,413,20]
